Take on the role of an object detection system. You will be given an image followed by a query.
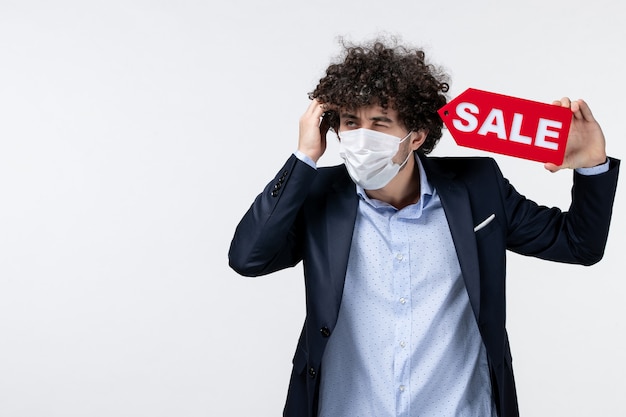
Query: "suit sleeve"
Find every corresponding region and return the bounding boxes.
[228,154,318,277]
[502,157,620,265]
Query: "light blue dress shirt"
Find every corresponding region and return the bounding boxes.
[293,150,609,417]
[317,156,495,417]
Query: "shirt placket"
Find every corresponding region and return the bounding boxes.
[390,213,411,416]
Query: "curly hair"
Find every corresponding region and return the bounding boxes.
[309,37,450,154]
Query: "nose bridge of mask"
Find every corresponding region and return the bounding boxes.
[339,128,410,150]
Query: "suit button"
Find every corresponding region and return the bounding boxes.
[320,327,331,338]
[271,190,279,197]
[308,367,317,378]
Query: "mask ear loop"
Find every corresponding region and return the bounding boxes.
[397,131,414,168]
[399,130,413,143]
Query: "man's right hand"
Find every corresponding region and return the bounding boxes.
[298,99,332,164]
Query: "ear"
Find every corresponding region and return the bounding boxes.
[409,130,428,151]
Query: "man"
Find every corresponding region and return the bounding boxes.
[228,38,619,417]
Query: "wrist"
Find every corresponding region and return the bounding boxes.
[297,147,321,164]
[294,150,318,169]
[585,154,608,168]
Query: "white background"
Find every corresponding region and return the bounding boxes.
[0,1,624,416]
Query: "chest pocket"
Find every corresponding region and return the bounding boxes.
[474,213,499,239]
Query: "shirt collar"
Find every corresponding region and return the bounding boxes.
[356,153,434,213]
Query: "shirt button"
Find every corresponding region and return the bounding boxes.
[400,341,406,348]
[399,385,406,392]
[396,253,404,260]
[399,297,407,305]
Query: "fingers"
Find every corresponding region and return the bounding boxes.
[303,99,336,133]
[319,111,331,134]
[305,99,329,119]
[576,99,596,122]
[299,99,332,163]
[553,97,596,122]
[553,97,572,108]
[565,98,596,122]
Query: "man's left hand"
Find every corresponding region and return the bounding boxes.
[544,98,607,172]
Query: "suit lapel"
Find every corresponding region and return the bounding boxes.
[421,155,482,320]
[320,159,483,321]
[325,170,358,309]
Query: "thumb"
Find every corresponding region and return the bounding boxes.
[543,162,562,173]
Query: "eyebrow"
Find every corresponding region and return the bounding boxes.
[340,113,394,123]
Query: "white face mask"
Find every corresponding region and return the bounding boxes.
[338,128,412,190]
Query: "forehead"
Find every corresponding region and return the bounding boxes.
[340,104,399,122]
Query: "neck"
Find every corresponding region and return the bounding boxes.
[365,153,421,210]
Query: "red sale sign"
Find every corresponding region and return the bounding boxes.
[438,88,572,164]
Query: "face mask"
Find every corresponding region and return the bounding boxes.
[338,128,412,190]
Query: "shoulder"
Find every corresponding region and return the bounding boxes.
[421,154,502,178]
[423,154,497,168]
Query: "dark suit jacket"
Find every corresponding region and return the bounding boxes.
[228,153,619,417]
